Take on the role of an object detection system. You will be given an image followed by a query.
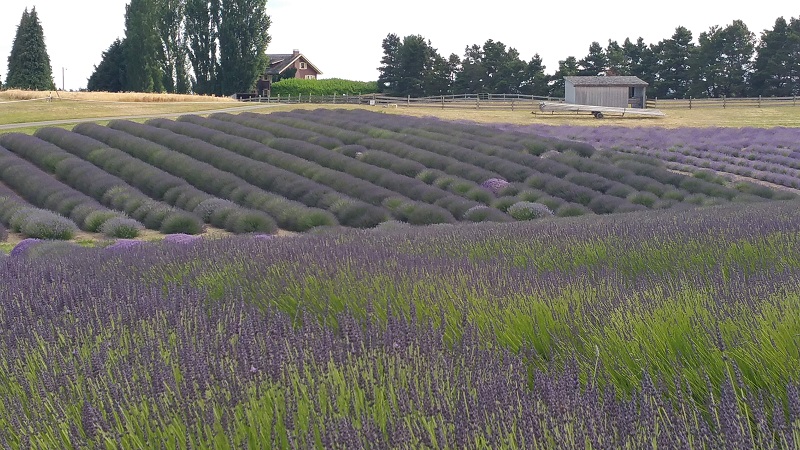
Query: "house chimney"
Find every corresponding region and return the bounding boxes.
[292,49,299,56]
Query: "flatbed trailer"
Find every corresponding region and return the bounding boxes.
[537,101,665,118]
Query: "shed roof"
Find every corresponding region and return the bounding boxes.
[564,76,648,87]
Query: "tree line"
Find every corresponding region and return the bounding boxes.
[88,0,271,96]
[378,17,800,99]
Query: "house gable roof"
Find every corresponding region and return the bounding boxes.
[564,76,648,87]
[265,52,322,76]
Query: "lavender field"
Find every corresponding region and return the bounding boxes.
[1,109,795,243]
[0,198,799,448]
[2,110,800,448]
[508,124,800,193]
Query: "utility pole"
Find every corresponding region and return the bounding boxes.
[62,67,66,91]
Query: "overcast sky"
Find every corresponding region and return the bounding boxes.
[1,1,797,91]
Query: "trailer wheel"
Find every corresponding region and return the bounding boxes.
[593,111,604,119]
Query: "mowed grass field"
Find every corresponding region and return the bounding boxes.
[5,89,800,131]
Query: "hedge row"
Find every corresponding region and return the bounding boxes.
[113,119,386,228]
[1,133,204,235]
[35,127,278,234]
[0,194,79,240]
[70,123,325,232]
[0,143,137,236]
[269,78,378,96]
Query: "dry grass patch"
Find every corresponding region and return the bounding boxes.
[0,89,235,103]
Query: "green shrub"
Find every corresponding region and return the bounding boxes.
[556,203,592,217]
[100,217,144,238]
[84,210,119,232]
[627,191,658,208]
[160,213,204,235]
[507,202,554,220]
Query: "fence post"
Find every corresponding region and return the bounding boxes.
[723,95,726,108]
[476,94,479,109]
[277,94,281,103]
[441,95,444,109]
[758,95,761,108]
[511,98,515,111]
[689,97,692,109]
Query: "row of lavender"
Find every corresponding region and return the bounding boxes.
[1,110,792,240]
[244,109,789,212]
[2,200,799,447]
[510,124,800,192]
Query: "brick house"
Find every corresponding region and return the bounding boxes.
[256,50,322,95]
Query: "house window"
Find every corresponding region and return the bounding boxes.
[305,75,316,80]
[299,62,307,70]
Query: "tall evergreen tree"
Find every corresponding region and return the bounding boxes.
[751,16,800,96]
[577,41,607,76]
[6,7,55,91]
[651,26,695,98]
[87,38,128,92]
[519,54,548,96]
[549,56,578,97]
[622,37,656,83]
[377,33,402,93]
[690,20,755,97]
[605,40,627,75]
[184,0,220,95]
[452,40,527,94]
[124,0,164,92]
[217,0,271,95]
[378,34,451,97]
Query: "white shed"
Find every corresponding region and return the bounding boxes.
[564,76,649,109]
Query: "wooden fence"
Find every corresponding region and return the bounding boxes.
[239,92,800,110]
[648,96,800,109]
[239,93,561,110]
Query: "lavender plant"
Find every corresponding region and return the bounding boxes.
[507,201,554,220]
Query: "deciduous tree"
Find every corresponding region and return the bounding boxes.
[217,0,271,95]
[184,0,221,95]
[124,0,164,92]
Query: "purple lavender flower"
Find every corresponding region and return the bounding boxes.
[162,233,202,244]
[9,238,42,258]
[105,239,146,252]
[480,178,510,195]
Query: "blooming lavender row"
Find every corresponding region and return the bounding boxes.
[290,110,776,211]
[203,113,464,224]
[35,127,282,234]
[169,114,506,222]
[507,123,800,193]
[70,122,331,232]
[0,132,205,235]
[0,143,137,237]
